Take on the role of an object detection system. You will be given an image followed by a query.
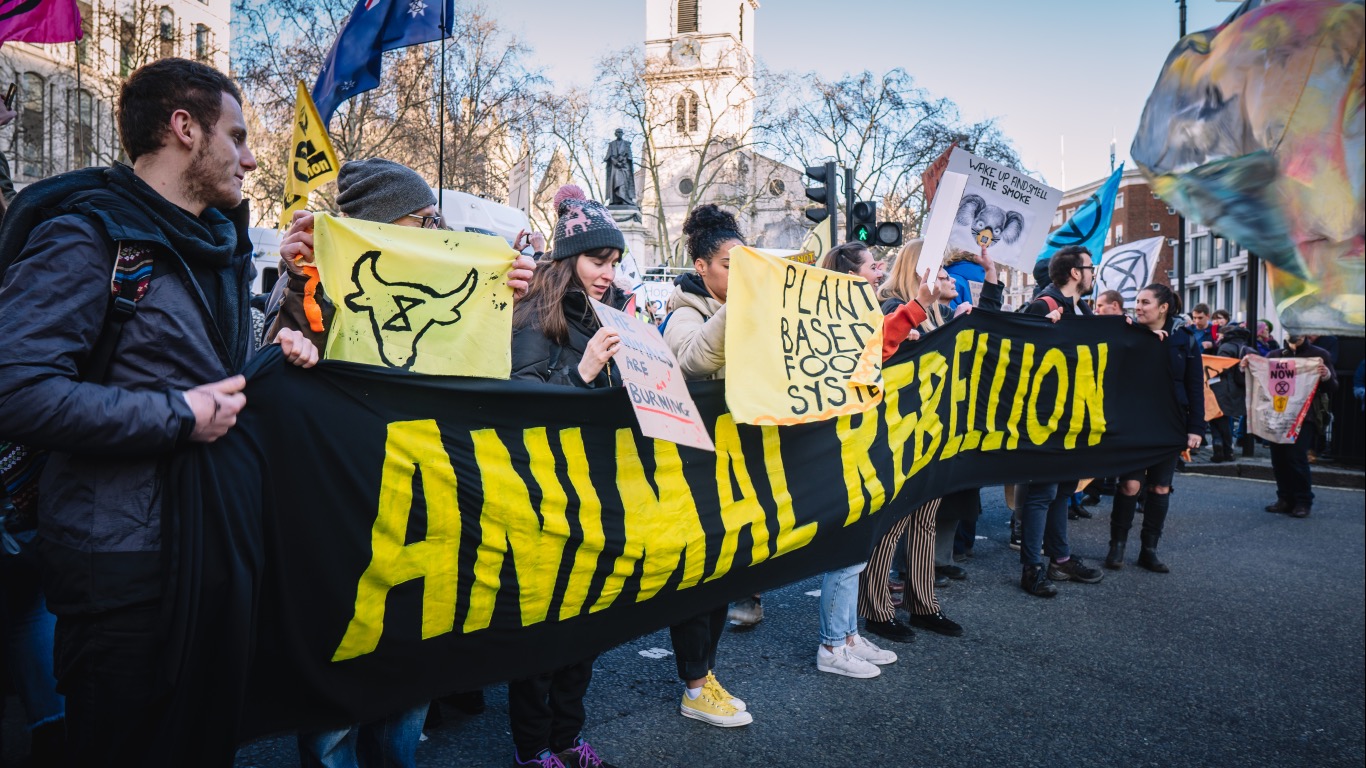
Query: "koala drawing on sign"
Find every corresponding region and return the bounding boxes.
[955,194,1025,249]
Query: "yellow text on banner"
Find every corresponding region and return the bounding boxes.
[279,81,340,230]
[725,245,884,425]
[313,214,516,379]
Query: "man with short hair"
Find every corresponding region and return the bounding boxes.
[0,58,316,764]
[1015,246,1104,597]
[1095,289,1125,316]
[1189,303,1214,350]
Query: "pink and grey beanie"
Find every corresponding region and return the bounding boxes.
[550,185,626,261]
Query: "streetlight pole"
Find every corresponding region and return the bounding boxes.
[1175,0,1187,304]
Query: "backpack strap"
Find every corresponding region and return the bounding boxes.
[83,242,154,382]
[1040,295,1060,315]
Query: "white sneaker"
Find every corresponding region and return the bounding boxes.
[816,644,881,678]
[846,633,898,665]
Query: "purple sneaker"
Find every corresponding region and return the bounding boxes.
[557,738,618,768]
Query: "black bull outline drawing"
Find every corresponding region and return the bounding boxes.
[343,250,480,370]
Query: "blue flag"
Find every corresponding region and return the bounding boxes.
[312,0,453,128]
[1037,165,1124,265]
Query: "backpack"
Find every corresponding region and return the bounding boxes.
[1018,294,1061,315]
[0,169,154,531]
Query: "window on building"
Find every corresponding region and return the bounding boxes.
[1115,191,1124,209]
[675,90,699,134]
[677,0,697,33]
[1052,209,1062,226]
[1223,279,1233,312]
[76,1,93,63]
[19,73,45,179]
[1214,237,1227,265]
[1104,227,1112,247]
[1114,224,1123,244]
[195,24,210,61]
[160,7,175,58]
[68,88,96,170]
[119,17,135,76]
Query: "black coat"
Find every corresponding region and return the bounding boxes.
[511,285,630,388]
[1163,321,1207,437]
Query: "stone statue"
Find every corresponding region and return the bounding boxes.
[604,128,636,208]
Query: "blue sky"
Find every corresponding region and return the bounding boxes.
[493,0,1238,190]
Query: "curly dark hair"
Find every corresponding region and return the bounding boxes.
[683,204,745,263]
[1047,245,1091,288]
[117,58,243,162]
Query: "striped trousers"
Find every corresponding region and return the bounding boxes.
[858,498,942,622]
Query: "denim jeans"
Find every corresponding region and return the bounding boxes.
[819,562,866,645]
[0,529,64,730]
[1019,482,1074,568]
[298,702,428,768]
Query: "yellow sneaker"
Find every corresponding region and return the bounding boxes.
[680,686,752,727]
[704,671,746,712]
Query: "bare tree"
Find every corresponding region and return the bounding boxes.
[232,0,545,226]
[758,68,1020,244]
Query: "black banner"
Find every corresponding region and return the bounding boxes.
[157,310,1182,752]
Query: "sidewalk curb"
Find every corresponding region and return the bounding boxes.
[1181,461,1365,490]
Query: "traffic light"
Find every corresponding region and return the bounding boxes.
[804,162,838,225]
[849,201,877,243]
[872,221,903,248]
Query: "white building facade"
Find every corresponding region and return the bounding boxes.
[0,0,231,189]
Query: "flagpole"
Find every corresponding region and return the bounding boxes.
[437,0,448,213]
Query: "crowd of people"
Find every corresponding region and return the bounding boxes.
[0,58,1357,768]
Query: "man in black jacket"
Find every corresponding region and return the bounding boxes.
[1264,336,1338,517]
[0,58,316,764]
[1015,246,1105,597]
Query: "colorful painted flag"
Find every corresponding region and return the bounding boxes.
[311,213,515,378]
[920,141,956,209]
[279,83,340,230]
[313,0,453,127]
[0,0,82,46]
[1131,0,1363,335]
[1038,165,1124,265]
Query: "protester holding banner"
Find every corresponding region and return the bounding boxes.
[658,204,756,726]
[503,186,628,767]
[1208,324,1257,463]
[1016,247,1105,596]
[0,59,320,765]
[1105,284,1204,572]
[1257,336,1337,518]
[809,243,905,673]
[279,158,509,768]
[267,158,536,349]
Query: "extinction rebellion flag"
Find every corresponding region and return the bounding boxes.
[155,310,1183,761]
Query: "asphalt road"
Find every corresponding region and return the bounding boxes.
[222,475,1366,768]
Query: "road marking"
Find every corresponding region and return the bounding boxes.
[805,589,821,597]
[638,647,674,659]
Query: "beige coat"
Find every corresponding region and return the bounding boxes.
[663,284,727,380]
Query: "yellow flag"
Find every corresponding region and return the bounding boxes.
[313,214,516,378]
[724,245,884,425]
[799,225,828,263]
[279,82,340,230]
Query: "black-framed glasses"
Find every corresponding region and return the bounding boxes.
[405,212,444,229]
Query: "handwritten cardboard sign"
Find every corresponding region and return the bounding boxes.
[725,246,884,425]
[945,148,1060,273]
[591,298,715,451]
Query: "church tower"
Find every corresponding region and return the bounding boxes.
[644,0,758,153]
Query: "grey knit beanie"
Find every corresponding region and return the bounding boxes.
[550,185,626,260]
[335,159,437,224]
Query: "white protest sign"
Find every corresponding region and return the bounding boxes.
[591,298,715,451]
[946,148,1060,273]
[917,170,969,279]
[1245,356,1320,444]
[642,281,674,321]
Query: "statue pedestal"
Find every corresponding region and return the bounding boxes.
[609,206,654,268]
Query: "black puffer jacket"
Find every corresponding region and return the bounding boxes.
[1210,324,1255,419]
[1162,319,1207,437]
[0,172,254,615]
[510,285,629,388]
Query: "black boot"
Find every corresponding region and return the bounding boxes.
[1138,530,1169,573]
[1105,538,1126,570]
